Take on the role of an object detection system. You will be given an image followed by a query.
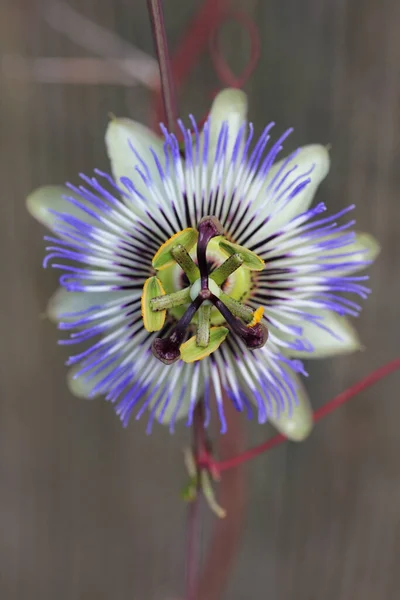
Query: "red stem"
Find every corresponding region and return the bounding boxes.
[184,401,207,600]
[185,393,245,600]
[215,357,400,472]
[194,396,245,600]
[185,493,200,600]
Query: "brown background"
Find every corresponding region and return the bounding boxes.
[1,0,399,598]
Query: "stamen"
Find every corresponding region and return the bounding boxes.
[151,287,191,311]
[171,244,200,284]
[211,296,269,349]
[219,292,254,323]
[152,296,202,364]
[196,305,211,347]
[197,216,224,288]
[210,253,243,286]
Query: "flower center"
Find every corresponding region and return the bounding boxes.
[141,217,268,364]
[190,277,221,303]
[158,238,251,326]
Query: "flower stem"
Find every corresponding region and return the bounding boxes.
[185,494,200,600]
[147,0,179,131]
[194,393,245,600]
[215,356,400,472]
[185,401,207,600]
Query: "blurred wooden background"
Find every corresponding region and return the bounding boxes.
[1,0,399,598]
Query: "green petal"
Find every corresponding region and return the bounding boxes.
[208,88,248,159]
[268,374,314,441]
[317,231,380,277]
[180,326,229,363]
[67,365,106,399]
[253,144,331,234]
[152,228,198,270]
[141,277,166,332]
[219,239,264,271]
[47,287,131,324]
[26,185,96,233]
[283,310,362,359]
[105,117,164,197]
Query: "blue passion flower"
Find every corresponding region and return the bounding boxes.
[27,89,379,438]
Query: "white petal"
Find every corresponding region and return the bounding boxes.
[268,374,314,441]
[105,118,164,196]
[26,185,96,232]
[288,310,362,358]
[207,88,248,159]
[257,144,330,232]
[320,231,380,276]
[47,287,131,323]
